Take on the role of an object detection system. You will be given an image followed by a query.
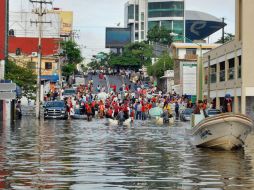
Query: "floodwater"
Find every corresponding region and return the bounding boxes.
[1,118,254,190]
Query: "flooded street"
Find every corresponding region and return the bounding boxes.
[1,118,254,189]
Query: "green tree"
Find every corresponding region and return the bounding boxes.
[5,61,37,100]
[61,40,83,64]
[60,40,83,79]
[216,33,235,44]
[108,42,153,68]
[62,64,76,77]
[147,52,173,78]
[147,25,173,45]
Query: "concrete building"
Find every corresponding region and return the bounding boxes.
[124,0,148,42]
[147,0,185,37]
[171,43,220,97]
[124,0,185,42]
[124,0,226,43]
[202,0,254,119]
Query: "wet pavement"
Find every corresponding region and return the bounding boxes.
[1,118,254,189]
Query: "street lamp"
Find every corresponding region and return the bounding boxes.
[170,33,204,101]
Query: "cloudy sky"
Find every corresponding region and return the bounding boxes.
[10,0,235,60]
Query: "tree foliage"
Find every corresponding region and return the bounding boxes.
[108,42,153,68]
[61,40,83,65]
[5,60,37,100]
[147,52,173,78]
[61,40,83,78]
[87,52,110,70]
[62,64,76,77]
[147,25,173,45]
[216,33,235,44]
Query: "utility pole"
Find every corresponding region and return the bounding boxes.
[30,0,52,119]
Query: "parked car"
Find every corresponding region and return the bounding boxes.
[180,108,194,121]
[44,101,68,119]
[63,88,76,98]
[206,109,221,117]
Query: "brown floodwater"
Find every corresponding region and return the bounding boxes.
[1,118,254,190]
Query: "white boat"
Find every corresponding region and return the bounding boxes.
[191,113,254,150]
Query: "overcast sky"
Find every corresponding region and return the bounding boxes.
[10,0,235,61]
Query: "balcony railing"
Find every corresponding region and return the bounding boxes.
[184,54,198,60]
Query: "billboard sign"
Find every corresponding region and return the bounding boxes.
[59,11,73,37]
[106,28,131,48]
[0,0,6,60]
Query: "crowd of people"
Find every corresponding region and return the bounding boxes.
[40,71,233,124]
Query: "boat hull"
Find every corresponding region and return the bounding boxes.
[191,113,254,150]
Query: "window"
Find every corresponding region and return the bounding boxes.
[238,56,241,79]
[210,65,217,83]
[161,20,172,31]
[128,5,134,19]
[141,22,145,30]
[135,5,139,21]
[173,20,184,35]
[148,21,159,30]
[141,31,144,40]
[148,2,184,18]
[219,61,225,82]
[135,23,139,30]
[186,48,196,55]
[45,62,52,70]
[135,32,139,40]
[141,12,144,21]
[228,58,235,80]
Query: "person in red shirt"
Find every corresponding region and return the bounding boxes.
[99,101,105,118]
[141,103,147,120]
[106,107,114,119]
[130,106,135,123]
[113,103,119,118]
[86,103,93,121]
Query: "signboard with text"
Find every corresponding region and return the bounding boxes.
[59,11,73,37]
[182,63,197,96]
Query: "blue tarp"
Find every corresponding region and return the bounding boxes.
[40,75,59,82]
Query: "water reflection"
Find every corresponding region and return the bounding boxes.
[0,118,254,189]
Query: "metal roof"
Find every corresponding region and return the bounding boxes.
[186,10,222,22]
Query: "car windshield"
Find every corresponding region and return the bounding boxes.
[184,109,193,114]
[46,102,65,108]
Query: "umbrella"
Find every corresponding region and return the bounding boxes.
[149,107,163,118]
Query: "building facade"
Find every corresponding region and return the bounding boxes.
[202,0,254,119]
[147,0,185,37]
[124,0,226,43]
[171,43,220,97]
[124,0,185,42]
[124,0,148,42]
